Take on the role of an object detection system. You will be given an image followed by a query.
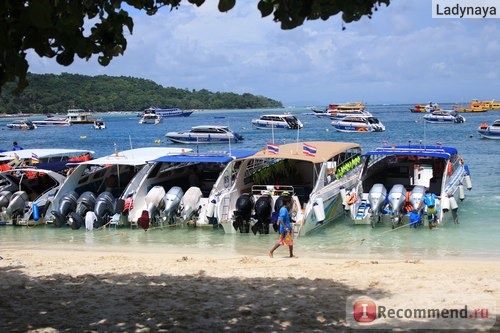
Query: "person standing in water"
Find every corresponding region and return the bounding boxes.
[12,141,23,151]
[269,195,296,258]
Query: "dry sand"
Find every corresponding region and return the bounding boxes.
[0,247,498,332]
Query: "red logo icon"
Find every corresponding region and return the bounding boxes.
[353,298,377,322]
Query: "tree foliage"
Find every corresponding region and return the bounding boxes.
[0,73,283,114]
[0,0,389,93]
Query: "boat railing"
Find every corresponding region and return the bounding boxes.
[251,184,294,196]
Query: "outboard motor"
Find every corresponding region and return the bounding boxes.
[5,191,29,224]
[52,191,79,227]
[94,191,115,228]
[145,186,166,220]
[163,186,184,224]
[251,194,273,235]
[69,191,97,229]
[368,183,387,223]
[178,186,203,222]
[233,194,254,233]
[388,184,407,228]
[409,185,426,211]
[0,190,13,210]
[76,192,97,216]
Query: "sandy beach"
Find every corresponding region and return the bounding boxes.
[0,246,498,332]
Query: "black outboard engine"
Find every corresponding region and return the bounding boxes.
[69,191,97,229]
[0,190,13,210]
[93,191,115,228]
[6,191,29,225]
[251,194,273,235]
[233,194,254,233]
[52,191,79,228]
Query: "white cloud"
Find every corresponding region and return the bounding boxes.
[26,0,500,105]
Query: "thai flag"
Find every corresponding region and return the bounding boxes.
[31,152,39,163]
[435,140,442,148]
[267,142,279,154]
[303,143,317,157]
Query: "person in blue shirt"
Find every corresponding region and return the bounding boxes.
[269,195,296,258]
[12,141,23,151]
[423,190,440,228]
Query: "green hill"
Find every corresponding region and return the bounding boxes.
[0,73,283,114]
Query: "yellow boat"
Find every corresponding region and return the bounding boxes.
[455,99,488,113]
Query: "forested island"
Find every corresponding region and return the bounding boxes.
[0,73,283,115]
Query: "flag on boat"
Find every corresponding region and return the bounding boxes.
[303,143,317,157]
[31,152,39,163]
[435,140,442,148]
[267,142,279,154]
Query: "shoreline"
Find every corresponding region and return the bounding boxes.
[1,247,499,332]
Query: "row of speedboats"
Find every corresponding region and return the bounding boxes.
[0,141,472,237]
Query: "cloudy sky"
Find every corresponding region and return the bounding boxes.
[27,1,500,106]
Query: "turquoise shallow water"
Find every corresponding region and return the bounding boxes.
[0,105,499,260]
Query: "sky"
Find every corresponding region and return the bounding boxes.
[27,1,500,106]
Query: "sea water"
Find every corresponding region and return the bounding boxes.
[0,105,499,260]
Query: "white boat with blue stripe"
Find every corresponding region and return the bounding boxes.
[348,145,472,229]
[251,114,303,130]
[165,125,244,144]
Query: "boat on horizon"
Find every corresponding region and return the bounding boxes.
[66,109,97,124]
[348,145,472,228]
[138,112,161,125]
[477,120,500,139]
[6,119,37,130]
[251,114,303,130]
[423,110,466,124]
[409,102,440,113]
[32,116,71,127]
[141,106,193,118]
[204,141,363,237]
[331,115,385,132]
[165,125,244,144]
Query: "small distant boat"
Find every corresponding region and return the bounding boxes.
[32,117,71,127]
[141,106,193,118]
[477,120,500,139]
[454,99,489,113]
[251,114,303,130]
[6,119,37,130]
[331,116,385,132]
[139,112,161,125]
[165,125,244,144]
[66,109,97,124]
[93,118,106,130]
[423,110,466,124]
[410,102,440,113]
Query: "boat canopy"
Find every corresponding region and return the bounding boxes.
[365,145,457,159]
[76,147,191,166]
[0,149,95,162]
[251,141,360,163]
[150,149,256,163]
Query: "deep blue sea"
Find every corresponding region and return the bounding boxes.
[1,105,499,260]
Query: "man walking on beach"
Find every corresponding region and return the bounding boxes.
[269,195,296,258]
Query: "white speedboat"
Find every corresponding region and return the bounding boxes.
[32,117,71,127]
[423,110,465,124]
[204,141,363,236]
[45,147,190,229]
[251,114,303,130]
[93,118,106,129]
[331,116,385,132]
[349,145,472,228]
[165,125,243,144]
[0,168,67,226]
[119,150,255,229]
[6,119,37,130]
[139,111,162,124]
[477,120,500,139]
